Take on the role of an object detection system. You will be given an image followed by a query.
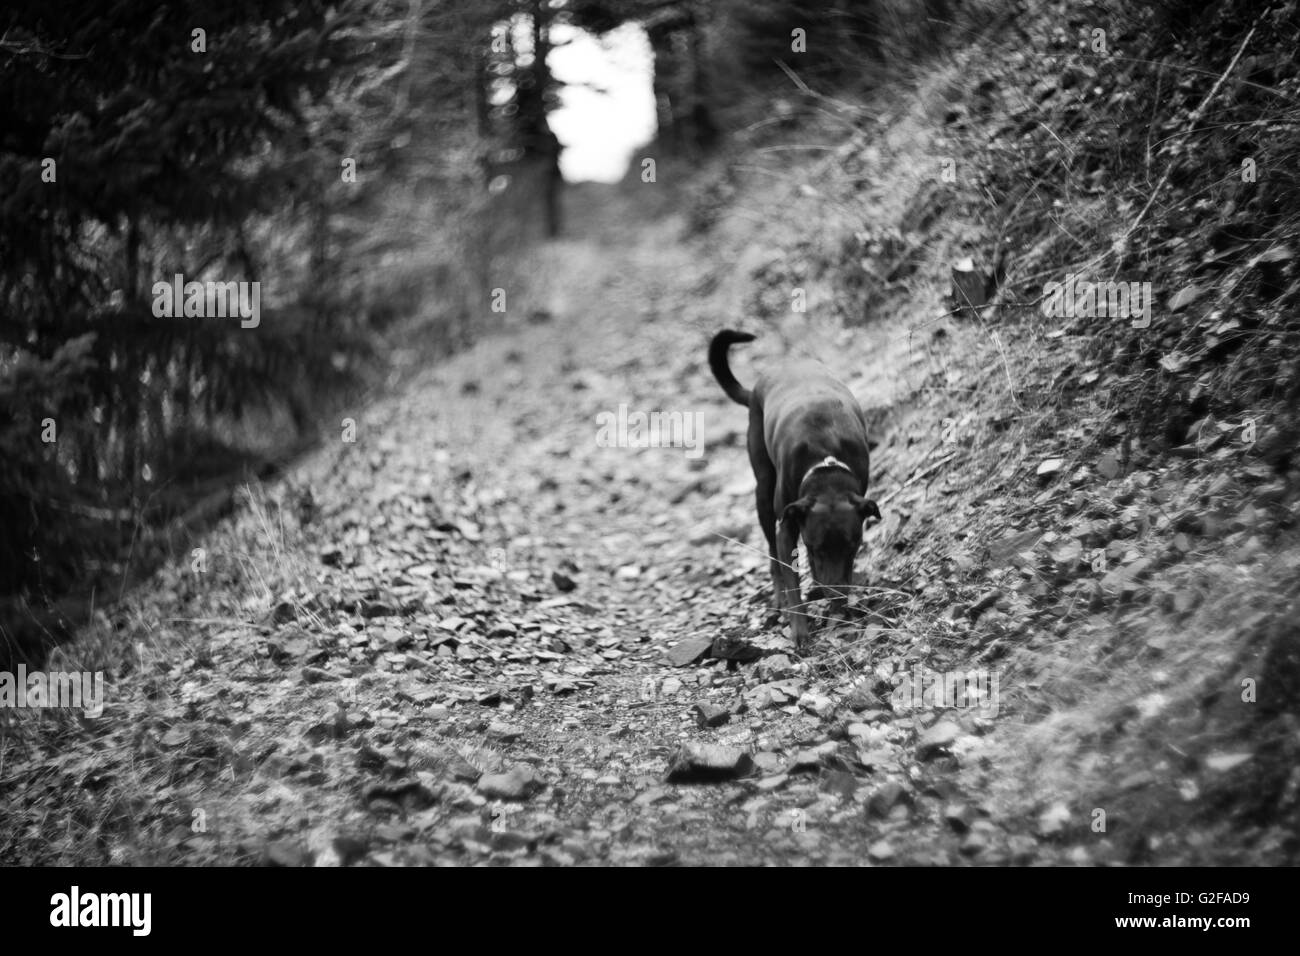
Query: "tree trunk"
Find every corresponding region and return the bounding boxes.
[530,0,561,238]
[688,2,717,154]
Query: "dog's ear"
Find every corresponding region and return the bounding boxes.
[781,497,811,527]
[854,496,882,523]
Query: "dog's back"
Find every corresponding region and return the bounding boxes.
[758,365,871,491]
[709,331,870,492]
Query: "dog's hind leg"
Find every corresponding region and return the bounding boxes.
[748,404,781,607]
[757,483,783,608]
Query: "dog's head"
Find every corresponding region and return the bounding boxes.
[782,494,881,593]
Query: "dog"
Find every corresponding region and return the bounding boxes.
[709,330,880,650]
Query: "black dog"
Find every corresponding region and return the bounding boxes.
[709,330,880,649]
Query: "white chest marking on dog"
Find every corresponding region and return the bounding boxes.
[801,455,854,487]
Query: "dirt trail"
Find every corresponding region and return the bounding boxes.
[300,184,946,864]
[1,163,1040,866]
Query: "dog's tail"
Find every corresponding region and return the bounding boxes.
[708,330,755,407]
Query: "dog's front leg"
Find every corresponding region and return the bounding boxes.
[775,518,810,649]
[756,485,781,611]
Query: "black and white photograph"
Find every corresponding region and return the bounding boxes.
[0,0,1295,904]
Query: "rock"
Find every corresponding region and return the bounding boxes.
[756,654,795,681]
[844,721,874,743]
[266,632,308,663]
[477,765,543,801]
[1008,834,1039,864]
[1204,752,1252,773]
[822,770,858,798]
[1051,538,1083,567]
[363,780,437,810]
[1118,769,1157,790]
[857,748,898,771]
[303,646,330,665]
[987,529,1042,566]
[486,720,523,743]
[752,752,783,773]
[943,803,975,833]
[301,666,336,684]
[1168,284,1202,312]
[959,832,988,856]
[664,744,754,783]
[265,841,311,867]
[844,685,877,712]
[692,702,731,728]
[1036,458,1064,478]
[787,749,826,773]
[916,720,961,759]
[1172,589,1197,614]
[1099,557,1151,599]
[447,754,482,782]
[551,570,577,592]
[711,635,762,662]
[798,692,837,720]
[270,601,298,626]
[634,786,671,806]
[966,589,1002,619]
[868,839,896,861]
[1087,581,1106,613]
[1037,801,1071,837]
[747,687,780,710]
[331,834,370,866]
[666,636,713,667]
[745,679,804,711]
[303,707,352,744]
[356,743,388,771]
[360,597,399,619]
[867,781,910,818]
